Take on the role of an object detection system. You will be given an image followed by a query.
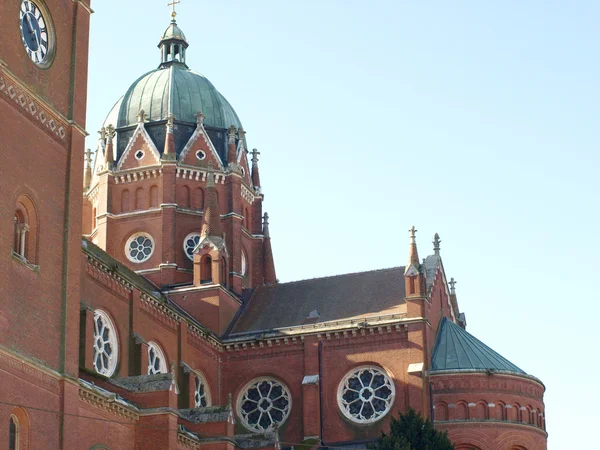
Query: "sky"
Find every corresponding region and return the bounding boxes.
[86,1,600,448]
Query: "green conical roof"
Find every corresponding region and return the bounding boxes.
[431,317,526,374]
[117,64,242,129]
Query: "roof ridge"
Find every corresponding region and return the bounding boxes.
[272,266,406,287]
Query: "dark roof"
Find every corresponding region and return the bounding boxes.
[230,267,406,334]
[431,317,526,374]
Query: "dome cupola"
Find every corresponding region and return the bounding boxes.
[105,8,243,161]
[158,19,189,68]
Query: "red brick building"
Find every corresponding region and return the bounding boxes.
[0,2,547,449]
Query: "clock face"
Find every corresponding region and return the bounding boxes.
[19,0,52,67]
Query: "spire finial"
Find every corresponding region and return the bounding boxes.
[263,212,270,238]
[449,278,457,295]
[409,226,417,244]
[85,149,93,168]
[251,149,260,164]
[98,127,106,141]
[228,125,237,144]
[168,0,180,21]
[105,124,116,140]
[195,111,205,125]
[137,109,148,124]
[433,233,441,256]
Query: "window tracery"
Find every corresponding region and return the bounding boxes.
[93,310,118,377]
[183,233,201,261]
[125,233,154,263]
[338,366,395,423]
[237,378,291,432]
[194,373,211,407]
[147,342,168,375]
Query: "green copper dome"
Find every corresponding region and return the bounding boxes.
[116,64,243,129]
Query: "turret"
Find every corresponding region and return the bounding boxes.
[404,226,425,298]
[262,213,277,285]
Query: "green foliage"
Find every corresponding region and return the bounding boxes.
[369,408,455,450]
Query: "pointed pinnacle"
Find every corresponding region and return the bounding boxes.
[433,233,441,255]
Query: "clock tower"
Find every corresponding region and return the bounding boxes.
[0,1,92,449]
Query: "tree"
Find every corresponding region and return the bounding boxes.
[369,408,455,450]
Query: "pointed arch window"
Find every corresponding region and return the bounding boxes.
[194,372,211,408]
[200,255,212,283]
[9,416,17,450]
[93,310,119,377]
[241,249,248,277]
[13,196,38,265]
[147,342,168,375]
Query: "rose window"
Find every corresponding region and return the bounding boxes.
[183,233,201,261]
[125,233,154,263]
[93,310,118,377]
[338,366,395,423]
[238,378,291,432]
[147,342,167,374]
[195,374,210,407]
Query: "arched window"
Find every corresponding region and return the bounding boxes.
[14,196,38,264]
[200,255,212,283]
[244,208,250,229]
[9,416,17,450]
[135,187,145,211]
[10,407,29,450]
[150,185,159,208]
[179,185,190,208]
[241,249,248,277]
[93,310,119,377]
[193,187,204,210]
[120,190,130,213]
[147,341,168,374]
[194,372,211,408]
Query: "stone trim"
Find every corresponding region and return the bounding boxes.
[78,387,139,421]
[0,67,68,143]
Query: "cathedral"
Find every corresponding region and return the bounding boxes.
[0,1,547,449]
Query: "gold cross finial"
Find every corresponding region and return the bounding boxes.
[168,0,180,20]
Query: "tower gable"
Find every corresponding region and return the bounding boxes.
[117,123,162,171]
[179,119,225,170]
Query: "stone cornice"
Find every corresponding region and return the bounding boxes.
[429,369,546,392]
[78,387,139,421]
[435,419,548,437]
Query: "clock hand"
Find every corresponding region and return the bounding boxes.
[24,11,35,35]
[25,12,42,53]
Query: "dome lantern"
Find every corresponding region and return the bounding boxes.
[158,2,189,69]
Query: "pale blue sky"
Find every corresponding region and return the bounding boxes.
[87,2,600,448]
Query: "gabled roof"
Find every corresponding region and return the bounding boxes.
[230,267,407,334]
[431,317,526,374]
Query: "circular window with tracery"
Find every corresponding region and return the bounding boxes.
[147,342,168,374]
[195,373,211,407]
[125,233,154,263]
[93,310,118,377]
[184,232,201,261]
[338,366,395,424]
[237,378,291,432]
